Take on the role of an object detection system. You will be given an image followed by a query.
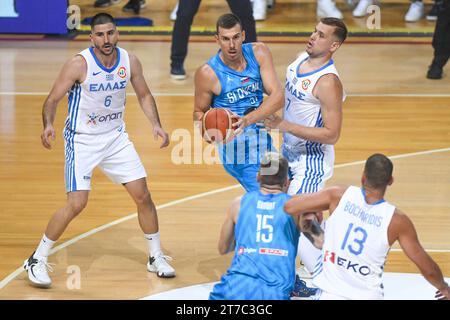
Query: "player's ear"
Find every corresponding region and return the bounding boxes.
[282,177,289,193]
[241,30,246,43]
[330,41,340,53]
[388,176,394,186]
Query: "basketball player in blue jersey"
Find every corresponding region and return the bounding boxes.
[284,154,450,300]
[23,13,175,288]
[209,152,301,300]
[194,13,283,192]
[265,18,347,289]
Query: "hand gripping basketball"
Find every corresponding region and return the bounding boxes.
[202,108,238,143]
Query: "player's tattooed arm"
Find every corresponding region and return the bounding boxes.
[300,213,324,249]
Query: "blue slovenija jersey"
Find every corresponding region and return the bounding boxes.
[207,43,273,167]
[207,43,263,117]
[210,191,300,300]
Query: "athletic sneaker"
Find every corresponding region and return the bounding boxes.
[122,0,146,14]
[427,63,443,79]
[290,275,318,299]
[253,0,267,21]
[345,0,357,9]
[170,62,187,80]
[426,2,439,21]
[317,0,343,19]
[94,0,121,8]
[170,2,178,21]
[23,252,54,288]
[352,0,373,17]
[147,254,176,278]
[405,1,424,22]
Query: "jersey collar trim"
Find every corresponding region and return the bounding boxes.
[296,57,334,78]
[89,46,121,73]
[360,187,386,206]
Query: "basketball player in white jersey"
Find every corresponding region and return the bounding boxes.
[23,13,175,288]
[284,153,450,300]
[264,18,347,289]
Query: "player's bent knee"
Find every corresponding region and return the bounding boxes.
[66,200,87,217]
[133,190,152,206]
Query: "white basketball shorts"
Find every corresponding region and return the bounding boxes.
[63,126,147,192]
[286,144,334,196]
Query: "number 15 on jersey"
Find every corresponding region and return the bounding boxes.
[256,214,274,243]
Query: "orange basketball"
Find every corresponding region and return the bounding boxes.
[202,108,237,143]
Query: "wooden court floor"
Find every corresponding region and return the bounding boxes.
[0,37,449,299]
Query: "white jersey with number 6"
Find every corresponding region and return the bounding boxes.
[312,186,395,300]
[65,46,130,134]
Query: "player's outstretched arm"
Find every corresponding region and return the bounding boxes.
[41,55,86,149]
[284,186,345,217]
[217,196,241,255]
[391,210,450,299]
[129,54,169,148]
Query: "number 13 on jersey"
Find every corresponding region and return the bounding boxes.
[341,223,368,255]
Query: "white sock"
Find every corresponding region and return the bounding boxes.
[34,234,55,259]
[298,233,322,273]
[144,231,162,258]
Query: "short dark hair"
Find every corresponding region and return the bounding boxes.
[216,13,242,34]
[320,17,347,43]
[364,153,393,189]
[259,152,289,187]
[91,13,116,29]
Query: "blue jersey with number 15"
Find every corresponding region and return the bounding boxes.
[209,191,299,300]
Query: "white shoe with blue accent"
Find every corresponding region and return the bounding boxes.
[23,252,54,288]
